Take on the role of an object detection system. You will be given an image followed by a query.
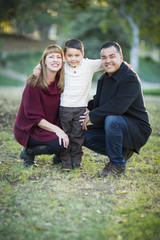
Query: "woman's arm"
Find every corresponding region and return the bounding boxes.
[38,119,69,148]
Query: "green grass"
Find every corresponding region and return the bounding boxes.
[0,73,24,86]
[138,57,160,83]
[0,50,42,76]
[143,88,160,96]
[0,93,160,240]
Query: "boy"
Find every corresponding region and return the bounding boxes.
[34,39,102,170]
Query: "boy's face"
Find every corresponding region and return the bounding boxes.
[65,48,84,68]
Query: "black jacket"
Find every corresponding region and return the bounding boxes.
[88,62,152,153]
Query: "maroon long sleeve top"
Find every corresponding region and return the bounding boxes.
[14,77,60,147]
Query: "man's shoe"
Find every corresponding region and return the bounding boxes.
[123,149,134,161]
[100,162,125,177]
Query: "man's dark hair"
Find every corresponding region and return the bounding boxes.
[100,42,122,55]
[64,38,84,54]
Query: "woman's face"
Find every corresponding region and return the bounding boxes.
[45,52,63,72]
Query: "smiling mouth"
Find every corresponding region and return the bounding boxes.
[105,64,113,68]
[51,64,59,67]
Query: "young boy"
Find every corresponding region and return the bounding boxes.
[34,39,102,170]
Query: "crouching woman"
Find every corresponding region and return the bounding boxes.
[14,44,69,167]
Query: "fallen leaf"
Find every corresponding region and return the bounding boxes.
[139,213,146,218]
[35,226,43,231]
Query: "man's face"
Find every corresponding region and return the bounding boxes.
[100,46,123,76]
[65,48,84,68]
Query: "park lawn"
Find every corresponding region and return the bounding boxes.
[0,73,24,86]
[0,94,160,240]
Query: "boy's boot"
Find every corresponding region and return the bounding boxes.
[60,147,72,171]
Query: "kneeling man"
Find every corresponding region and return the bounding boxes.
[80,42,152,177]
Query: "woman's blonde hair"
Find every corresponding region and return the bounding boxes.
[27,44,65,92]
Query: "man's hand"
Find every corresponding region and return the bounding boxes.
[79,109,90,130]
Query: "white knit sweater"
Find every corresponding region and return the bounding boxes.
[60,58,102,107]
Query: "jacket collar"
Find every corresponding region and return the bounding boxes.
[105,62,128,81]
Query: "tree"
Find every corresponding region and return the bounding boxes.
[67,0,160,72]
[0,0,62,39]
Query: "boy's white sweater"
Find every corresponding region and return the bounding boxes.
[60,58,102,107]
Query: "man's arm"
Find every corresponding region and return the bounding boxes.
[89,77,140,126]
[33,64,41,77]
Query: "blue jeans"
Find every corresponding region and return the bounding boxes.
[83,115,134,168]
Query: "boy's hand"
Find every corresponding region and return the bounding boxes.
[33,68,41,77]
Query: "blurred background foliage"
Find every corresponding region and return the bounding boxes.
[0,0,160,90]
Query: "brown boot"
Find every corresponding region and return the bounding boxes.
[100,162,125,177]
[123,149,134,161]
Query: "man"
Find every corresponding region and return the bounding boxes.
[80,42,152,177]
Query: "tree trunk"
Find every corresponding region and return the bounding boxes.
[17,20,26,35]
[37,25,50,41]
[119,3,140,72]
[129,21,139,72]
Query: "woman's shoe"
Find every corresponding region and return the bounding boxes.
[20,148,36,167]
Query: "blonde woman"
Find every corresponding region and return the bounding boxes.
[14,44,69,167]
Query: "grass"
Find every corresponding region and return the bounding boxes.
[0,50,42,76]
[143,88,160,96]
[0,73,24,86]
[138,57,160,83]
[0,92,160,239]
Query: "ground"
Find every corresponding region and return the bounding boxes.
[0,88,160,240]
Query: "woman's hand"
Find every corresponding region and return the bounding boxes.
[37,119,69,148]
[54,126,69,148]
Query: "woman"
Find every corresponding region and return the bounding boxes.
[14,44,69,167]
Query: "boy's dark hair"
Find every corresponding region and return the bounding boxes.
[64,38,84,54]
[100,42,122,55]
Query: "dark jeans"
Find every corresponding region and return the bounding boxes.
[27,137,65,154]
[83,115,135,168]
